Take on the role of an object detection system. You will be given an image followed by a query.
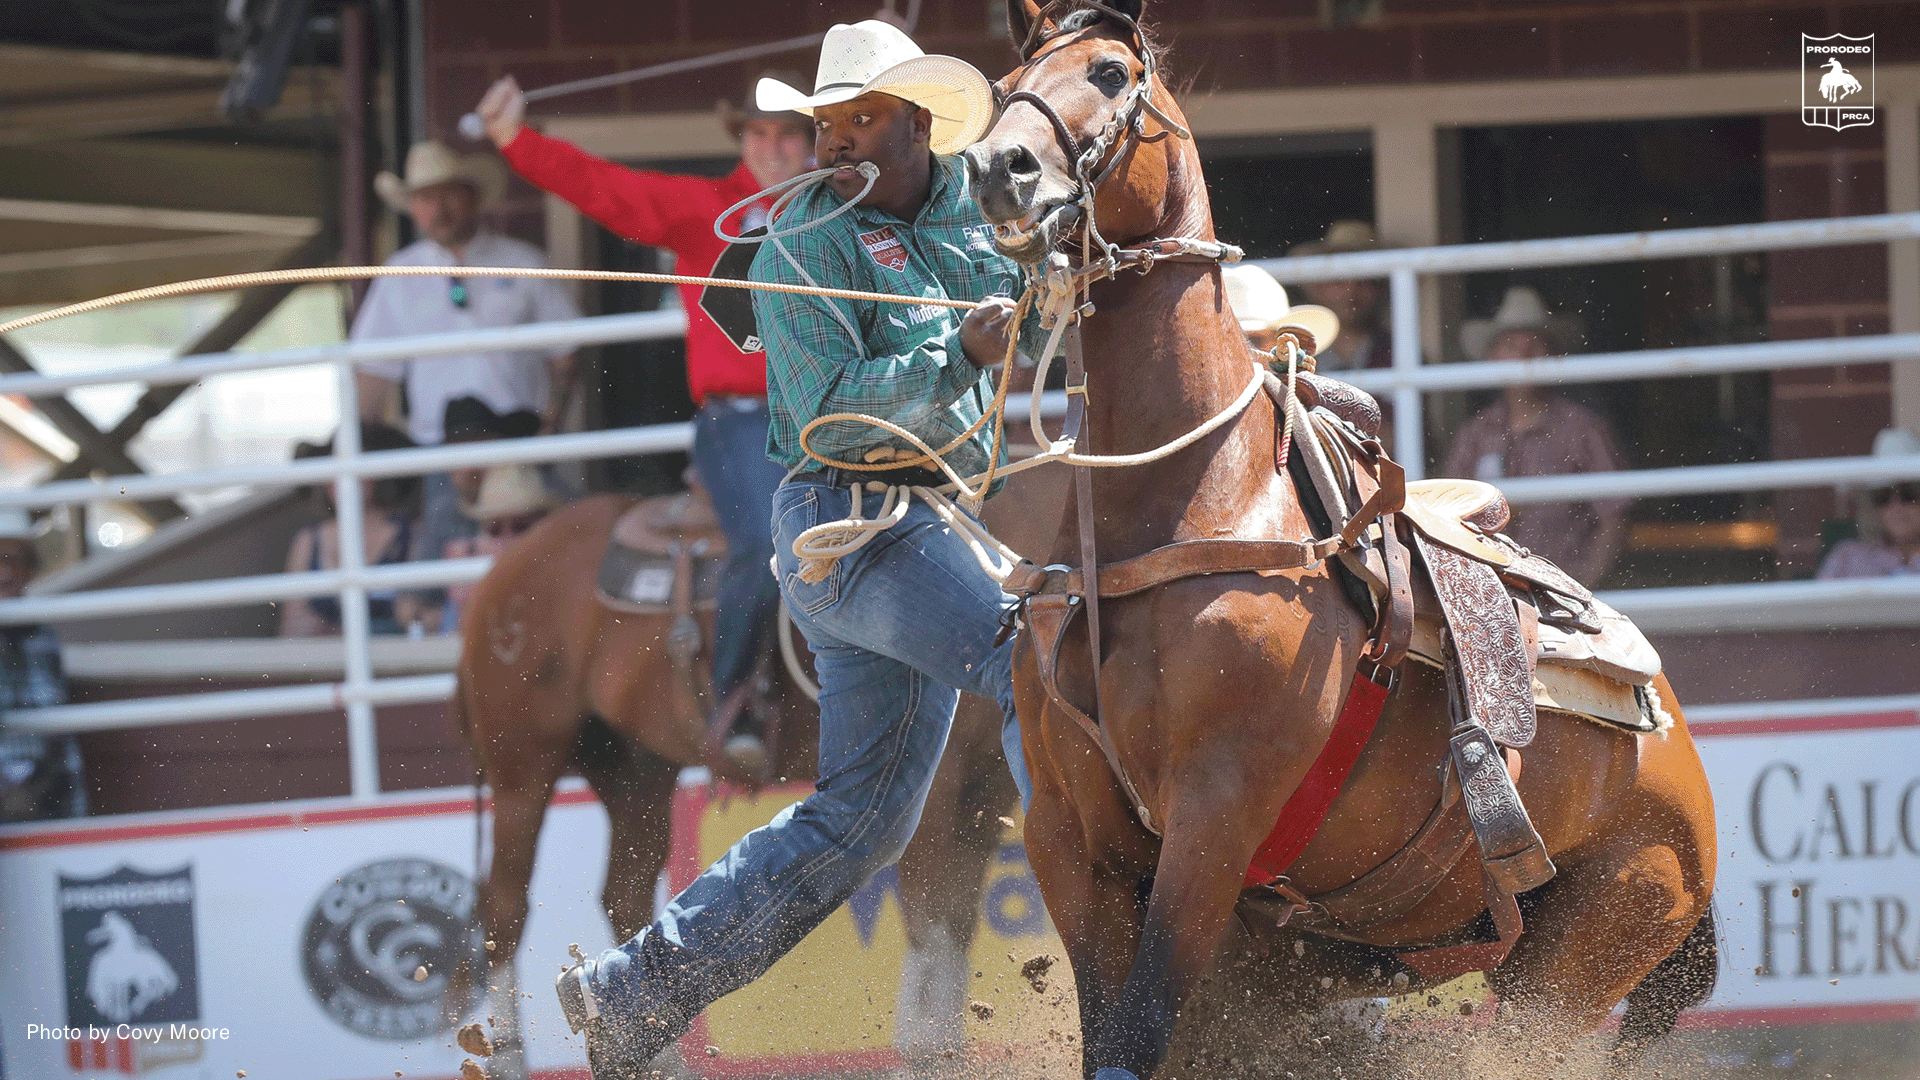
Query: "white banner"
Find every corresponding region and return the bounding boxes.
[1,785,607,1080]
[1690,712,1920,1024]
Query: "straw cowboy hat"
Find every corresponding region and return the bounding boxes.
[755,20,993,155]
[1459,285,1586,361]
[1220,265,1341,352]
[718,70,816,138]
[1290,219,1381,257]
[461,464,558,522]
[374,141,508,215]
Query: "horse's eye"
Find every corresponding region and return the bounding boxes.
[1095,64,1129,91]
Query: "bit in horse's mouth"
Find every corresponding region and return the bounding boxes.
[990,202,1080,262]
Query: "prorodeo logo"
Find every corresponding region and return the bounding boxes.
[301,858,483,1041]
[1802,33,1875,131]
[58,865,200,1030]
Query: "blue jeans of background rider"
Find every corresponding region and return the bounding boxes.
[691,398,787,696]
[582,477,1029,1062]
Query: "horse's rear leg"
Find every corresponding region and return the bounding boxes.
[573,716,679,940]
[1486,837,1714,1067]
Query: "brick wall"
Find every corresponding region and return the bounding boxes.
[421,0,1920,139]
[1763,115,1892,574]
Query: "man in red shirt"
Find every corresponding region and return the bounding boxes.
[475,74,814,770]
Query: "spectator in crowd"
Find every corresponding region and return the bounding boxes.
[1290,220,1392,374]
[442,463,562,630]
[1443,286,1629,584]
[474,70,815,771]
[279,423,425,638]
[352,139,580,594]
[0,509,84,823]
[1819,427,1920,579]
[409,395,546,619]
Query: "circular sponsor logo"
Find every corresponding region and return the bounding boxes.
[300,858,483,1041]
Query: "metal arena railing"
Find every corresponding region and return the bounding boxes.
[2,212,1918,799]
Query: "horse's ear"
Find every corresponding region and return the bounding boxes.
[1007,0,1048,56]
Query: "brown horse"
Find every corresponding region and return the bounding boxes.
[450,460,1063,1077]
[963,3,1718,1078]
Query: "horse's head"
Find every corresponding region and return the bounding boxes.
[964,0,1200,264]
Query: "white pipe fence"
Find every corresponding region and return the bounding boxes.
[2,212,1918,793]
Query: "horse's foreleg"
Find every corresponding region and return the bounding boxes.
[1024,776,1148,1080]
[1088,790,1275,1080]
[477,749,566,1080]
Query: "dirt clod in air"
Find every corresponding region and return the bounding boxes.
[704,1045,721,1058]
[1457,1000,1475,1016]
[457,1023,493,1057]
[412,965,428,982]
[998,816,1016,829]
[1022,953,1056,993]
[236,1072,246,1078]
[969,1000,995,1021]
[459,1059,486,1080]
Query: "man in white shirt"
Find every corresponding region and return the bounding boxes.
[352,140,580,446]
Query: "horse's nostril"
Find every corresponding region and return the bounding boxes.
[1007,145,1042,182]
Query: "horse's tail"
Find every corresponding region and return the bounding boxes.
[1618,898,1719,1053]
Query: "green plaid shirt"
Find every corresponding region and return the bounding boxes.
[749,154,1044,479]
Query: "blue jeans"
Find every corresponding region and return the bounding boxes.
[582,475,1029,1063]
[691,399,787,698]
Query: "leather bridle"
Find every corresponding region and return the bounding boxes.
[994,0,1198,267]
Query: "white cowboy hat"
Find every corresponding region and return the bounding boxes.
[1459,285,1585,361]
[1221,265,1341,352]
[461,465,558,522]
[755,20,994,155]
[374,140,508,215]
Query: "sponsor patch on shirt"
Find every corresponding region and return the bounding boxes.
[859,226,910,272]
